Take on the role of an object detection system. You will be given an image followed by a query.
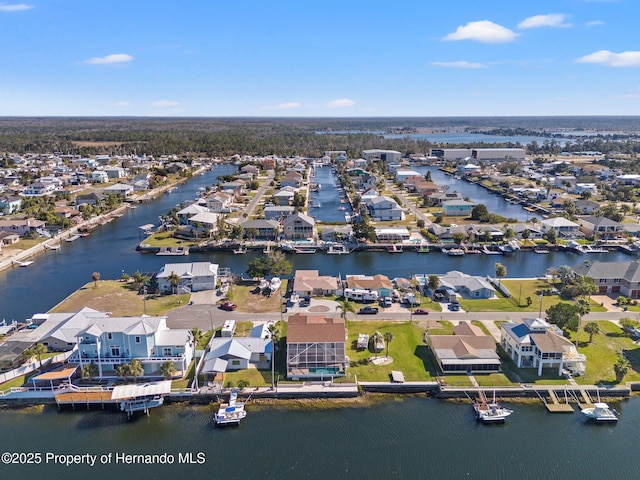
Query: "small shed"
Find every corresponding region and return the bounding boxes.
[391,371,405,383]
[357,333,369,350]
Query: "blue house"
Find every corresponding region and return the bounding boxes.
[442,200,475,217]
[0,195,22,214]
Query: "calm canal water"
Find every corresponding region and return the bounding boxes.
[0,395,638,480]
[0,164,634,323]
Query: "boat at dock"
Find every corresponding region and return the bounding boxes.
[215,389,247,426]
[156,246,190,256]
[533,247,550,254]
[482,245,503,255]
[387,245,403,253]
[12,260,34,267]
[581,402,618,422]
[441,247,465,256]
[258,279,269,291]
[293,247,317,254]
[567,240,608,254]
[472,390,513,423]
[416,245,430,253]
[44,244,60,251]
[65,234,81,242]
[326,243,350,255]
[233,245,247,254]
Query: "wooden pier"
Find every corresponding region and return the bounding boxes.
[55,390,115,410]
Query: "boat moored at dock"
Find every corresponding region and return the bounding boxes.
[214,389,247,426]
[581,402,618,422]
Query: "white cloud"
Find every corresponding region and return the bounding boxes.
[114,101,131,107]
[85,53,133,65]
[150,100,180,108]
[576,50,640,67]
[328,98,355,108]
[432,61,487,69]
[586,20,605,27]
[518,14,571,29]
[274,102,301,109]
[0,3,33,12]
[443,20,518,44]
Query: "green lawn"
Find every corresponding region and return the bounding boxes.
[458,279,607,313]
[227,281,287,313]
[345,320,437,382]
[142,232,200,247]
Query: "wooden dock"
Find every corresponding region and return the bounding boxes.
[55,390,115,410]
[545,389,574,413]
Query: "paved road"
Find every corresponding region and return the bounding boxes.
[243,170,275,218]
[387,183,433,227]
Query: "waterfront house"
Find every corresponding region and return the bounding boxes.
[365,195,405,221]
[572,260,640,297]
[540,217,581,238]
[165,162,189,174]
[91,171,109,183]
[0,217,46,237]
[264,205,295,220]
[240,165,260,176]
[176,204,210,224]
[428,322,501,373]
[292,270,340,297]
[374,227,410,242]
[577,216,623,240]
[205,192,234,212]
[219,180,247,195]
[344,274,394,298]
[75,192,105,206]
[394,169,422,183]
[413,181,442,198]
[104,183,134,197]
[438,271,496,299]
[428,224,469,241]
[426,191,463,207]
[157,262,218,293]
[0,231,20,246]
[286,314,347,379]
[511,224,544,240]
[241,219,280,240]
[500,318,586,376]
[187,211,221,236]
[319,225,353,242]
[75,316,193,378]
[283,212,315,240]
[201,335,272,376]
[0,195,22,214]
[442,200,475,217]
[456,163,482,176]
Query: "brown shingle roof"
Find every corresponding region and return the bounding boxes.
[286,314,346,343]
[530,332,574,353]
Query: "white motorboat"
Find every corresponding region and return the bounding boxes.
[258,279,269,291]
[442,247,465,256]
[326,243,350,255]
[120,395,164,415]
[473,391,513,423]
[214,390,247,426]
[269,276,282,292]
[581,402,618,422]
[387,244,403,253]
[218,282,229,295]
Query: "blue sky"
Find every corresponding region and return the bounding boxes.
[1,0,639,117]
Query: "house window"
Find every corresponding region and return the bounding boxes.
[135,336,141,344]
[231,360,241,366]
[110,346,120,357]
[163,347,172,356]
[600,279,606,283]
[107,333,112,340]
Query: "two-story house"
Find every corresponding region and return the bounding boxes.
[365,196,405,221]
[283,212,315,240]
[156,262,219,293]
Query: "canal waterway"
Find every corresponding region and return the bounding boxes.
[309,165,352,223]
[1,395,638,480]
[0,164,634,323]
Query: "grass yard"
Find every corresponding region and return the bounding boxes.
[458,279,607,313]
[4,238,45,250]
[227,281,288,314]
[345,320,437,381]
[50,280,190,316]
[142,233,200,247]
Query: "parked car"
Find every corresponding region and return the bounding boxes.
[358,306,379,315]
[381,296,393,308]
[449,301,460,311]
[220,301,237,311]
[413,309,429,315]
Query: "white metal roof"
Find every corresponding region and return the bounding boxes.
[111,380,172,400]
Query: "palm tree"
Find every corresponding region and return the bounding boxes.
[494,262,506,287]
[91,271,100,288]
[128,359,144,381]
[160,361,177,379]
[383,332,394,359]
[337,299,356,319]
[168,271,181,294]
[268,322,281,390]
[614,355,630,382]
[115,363,130,381]
[24,343,48,369]
[584,322,600,343]
[81,362,99,380]
[575,297,591,347]
[372,331,383,358]
[190,327,203,349]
